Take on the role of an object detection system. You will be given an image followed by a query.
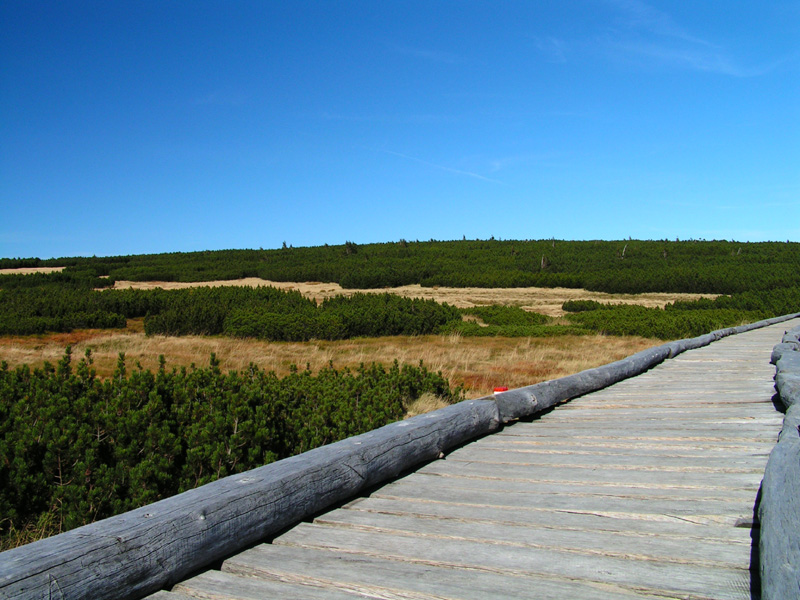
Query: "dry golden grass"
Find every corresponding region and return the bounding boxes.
[3,269,714,317]
[0,320,657,399]
[404,393,450,418]
[1,275,671,402]
[112,279,715,317]
[0,267,65,275]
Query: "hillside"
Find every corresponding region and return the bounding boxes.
[3,238,799,294]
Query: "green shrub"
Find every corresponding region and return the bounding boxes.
[0,350,461,547]
[562,299,604,312]
[567,305,766,339]
[462,305,550,326]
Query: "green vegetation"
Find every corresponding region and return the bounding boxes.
[6,238,799,294]
[562,299,605,313]
[561,285,800,339]
[462,305,550,327]
[568,305,766,339]
[0,283,459,339]
[441,304,585,337]
[0,349,460,547]
[3,238,796,339]
[200,291,459,340]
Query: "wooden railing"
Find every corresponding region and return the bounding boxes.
[1,313,798,600]
[761,322,800,600]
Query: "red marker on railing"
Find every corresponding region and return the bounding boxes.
[493,386,509,393]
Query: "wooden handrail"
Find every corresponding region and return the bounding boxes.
[760,323,800,599]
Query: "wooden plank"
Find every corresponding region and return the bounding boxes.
[472,441,775,459]
[492,424,780,440]
[371,480,759,523]
[489,434,778,452]
[225,543,662,600]
[342,495,755,543]
[539,413,783,425]
[383,470,760,502]
[313,506,752,568]
[442,446,770,470]
[142,592,196,600]
[273,522,753,600]
[172,570,362,600]
[417,457,766,490]
[550,411,781,422]
[494,431,779,444]
[483,437,777,450]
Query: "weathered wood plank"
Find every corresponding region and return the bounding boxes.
[273,522,753,600]
[493,423,781,440]
[225,543,662,600]
[380,470,760,501]
[371,480,759,523]
[442,446,770,469]
[143,592,196,600]
[172,570,362,600]
[417,456,766,490]
[495,431,779,445]
[313,506,752,567]
[492,431,779,449]
[539,412,784,424]
[473,440,776,459]
[342,496,755,543]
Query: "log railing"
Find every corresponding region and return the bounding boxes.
[761,322,800,599]
[1,313,799,600]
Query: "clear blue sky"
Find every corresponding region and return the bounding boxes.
[2,1,798,259]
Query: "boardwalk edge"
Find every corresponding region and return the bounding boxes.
[760,323,800,599]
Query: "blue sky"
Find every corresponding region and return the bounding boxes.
[1,1,798,259]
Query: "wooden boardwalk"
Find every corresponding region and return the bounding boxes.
[149,319,797,600]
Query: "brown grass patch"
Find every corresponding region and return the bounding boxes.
[112,279,715,316]
[0,278,672,410]
[0,267,65,275]
[404,393,450,418]
[0,325,657,399]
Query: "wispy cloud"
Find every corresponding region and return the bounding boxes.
[375,148,506,184]
[603,36,781,77]
[596,0,785,77]
[603,0,713,46]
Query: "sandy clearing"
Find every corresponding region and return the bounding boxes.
[111,278,716,317]
[0,267,66,275]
